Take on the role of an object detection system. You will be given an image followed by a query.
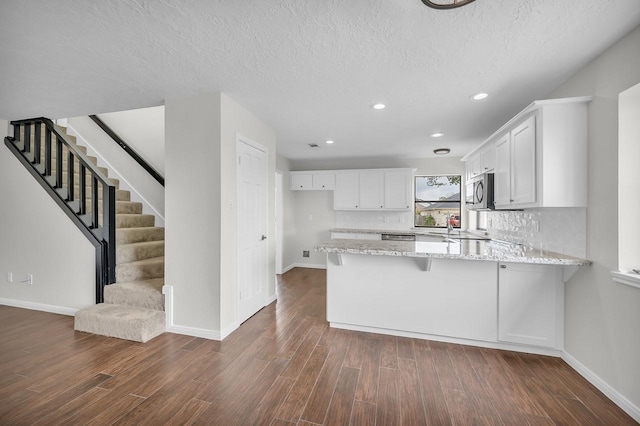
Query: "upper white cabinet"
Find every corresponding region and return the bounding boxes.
[333,168,413,211]
[334,173,360,209]
[290,171,335,191]
[494,115,537,207]
[463,96,591,210]
[384,170,413,210]
[465,142,496,180]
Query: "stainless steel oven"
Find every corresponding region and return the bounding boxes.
[466,173,495,210]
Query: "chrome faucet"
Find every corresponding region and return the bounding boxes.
[447,213,453,234]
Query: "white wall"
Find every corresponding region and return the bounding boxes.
[284,156,464,270]
[0,119,95,314]
[219,93,277,333]
[98,106,165,176]
[164,92,276,338]
[276,155,298,270]
[165,93,222,334]
[548,24,640,415]
[68,115,165,225]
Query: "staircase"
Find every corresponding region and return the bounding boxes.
[6,119,166,343]
[61,128,166,343]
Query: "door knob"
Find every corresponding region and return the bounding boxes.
[261,235,267,240]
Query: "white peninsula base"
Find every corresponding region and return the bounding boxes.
[325,252,565,357]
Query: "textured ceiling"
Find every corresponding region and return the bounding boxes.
[1,0,639,160]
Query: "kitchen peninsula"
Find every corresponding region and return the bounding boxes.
[315,236,590,356]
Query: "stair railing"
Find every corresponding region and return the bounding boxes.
[4,117,116,303]
[88,114,165,186]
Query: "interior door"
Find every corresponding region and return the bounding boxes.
[237,139,268,324]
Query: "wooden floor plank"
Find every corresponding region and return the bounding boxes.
[350,400,376,426]
[322,366,359,426]
[300,345,348,424]
[398,358,428,425]
[0,268,634,426]
[376,367,401,426]
[354,337,382,403]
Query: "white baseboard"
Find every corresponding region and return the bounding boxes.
[331,322,563,357]
[282,263,326,273]
[0,298,77,316]
[165,324,222,340]
[562,351,640,423]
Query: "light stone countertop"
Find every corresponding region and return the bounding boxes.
[330,227,447,236]
[315,238,592,266]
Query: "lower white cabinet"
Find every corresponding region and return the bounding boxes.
[498,263,563,349]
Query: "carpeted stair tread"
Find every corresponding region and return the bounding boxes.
[117,227,164,244]
[74,304,164,343]
[117,240,164,263]
[116,256,164,282]
[115,214,155,228]
[104,279,164,311]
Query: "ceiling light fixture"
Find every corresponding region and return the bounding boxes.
[420,0,476,9]
[430,132,444,138]
[433,148,451,155]
[326,140,334,144]
[372,103,386,110]
[471,92,489,101]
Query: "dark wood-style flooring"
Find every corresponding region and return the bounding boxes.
[0,268,636,425]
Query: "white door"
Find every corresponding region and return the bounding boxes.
[237,138,268,324]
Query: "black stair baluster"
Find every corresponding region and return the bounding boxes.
[91,176,99,228]
[44,127,52,176]
[33,123,41,164]
[79,164,86,215]
[13,122,20,141]
[67,150,74,202]
[103,184,116,283]
[55,135,63,188]
[24,124,31,152]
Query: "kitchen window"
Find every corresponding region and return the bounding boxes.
[414,175,461,228]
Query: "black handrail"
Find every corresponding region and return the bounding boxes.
[4,117,117,303]
[88,115,165,187]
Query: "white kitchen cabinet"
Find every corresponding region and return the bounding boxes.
[494,115,537,207]
[313,173,335,190]
[498,263,563,349]
[290,172,312,190]
[334,173,360,209]
[480,143,496,172]
[359,172,385,209]
[384,170,412,209]
[333,168,413,211]
[465,143,496,181]
[290,171,335,191]
[466,96,591,210]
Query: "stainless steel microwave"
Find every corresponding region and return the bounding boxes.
[466,173,495,210]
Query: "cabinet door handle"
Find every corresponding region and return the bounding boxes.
[500,264,507,269]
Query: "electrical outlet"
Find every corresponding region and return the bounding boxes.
[303,250,310,258]
[27,274,33,285]
[532,220,540,232]
[6,272,12,283]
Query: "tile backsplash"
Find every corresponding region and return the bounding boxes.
[484,208,587,258]
[336,211,413,230]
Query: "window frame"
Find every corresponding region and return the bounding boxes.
[414,174,462,229]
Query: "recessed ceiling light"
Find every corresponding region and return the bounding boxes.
[471,92,489,101]
[326,140,334,144]
[433,148,451,155]
[430,132,444,138]
[372,103,386,110]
